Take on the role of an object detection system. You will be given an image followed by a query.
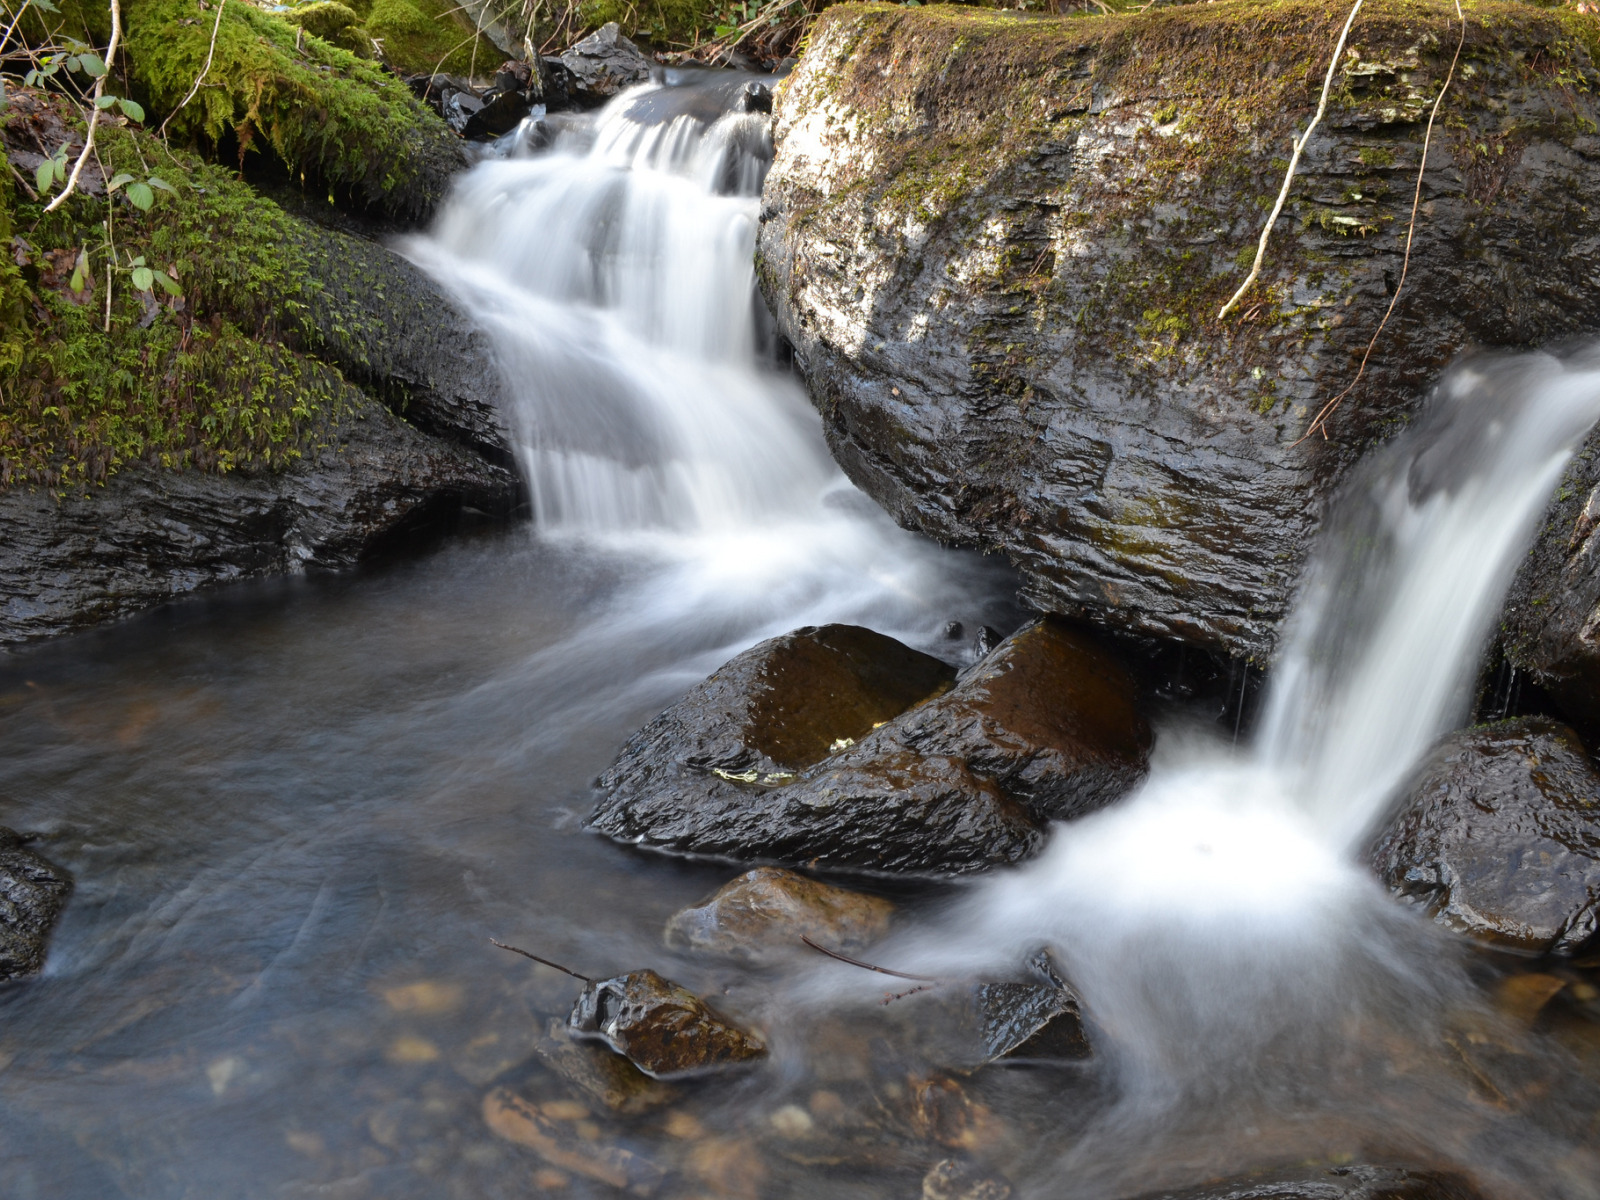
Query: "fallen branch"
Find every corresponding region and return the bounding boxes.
[1217,0,1364,320]
[1296,0,1467,444]
[489,937,595,982]
[800,934,940,982]
[44,0,119,213]
[158,0,225,142]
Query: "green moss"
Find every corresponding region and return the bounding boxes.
[363,0,503,77]
[284,1,361,40]
[0,92,381,491]
[40,0,464,220]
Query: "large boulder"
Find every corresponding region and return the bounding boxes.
[0,395,518,644]
[1370,717,1600,956]
[0,829,71,982]
[590,619,1149,874]
[553,23,654,110]
[757,1,1600,660]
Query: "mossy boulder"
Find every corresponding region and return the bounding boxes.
[758,0,1600,659]
[362,0,504,78]
[36,0,467,222]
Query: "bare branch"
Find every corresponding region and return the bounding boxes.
[800,934,940,982]
[1217,0,1364,320]
[489,937,595,982]
[158,0,226,142]
[43,0,120,213]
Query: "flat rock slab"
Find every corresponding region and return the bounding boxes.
[568,969,766,1077]
[0,828,71,982]
[590,619,1148,874]
[665,867,894,963]
[1371,717,1600,955]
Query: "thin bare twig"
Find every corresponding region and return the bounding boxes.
[1217,0,1364,320]
[1296,0,1466,444]
[158,0,226,142]
[800,934,940,982]
[44,0,119,213]
[489,937,595,982]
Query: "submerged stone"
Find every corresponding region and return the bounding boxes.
[568,969,766,1077]
[590,619,1146,874]
[1371,718,1600,956]
[530,1018,678,1115]
[923,1158,1013,1200]
[1131,1164,1484,1200]
[664,867,895,963]
[482,1086,666,1195]
[0,829,70,982]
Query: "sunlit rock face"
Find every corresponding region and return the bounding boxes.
[758,0,1600,659]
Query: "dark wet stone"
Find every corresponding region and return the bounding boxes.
[924,1158,1013,1200]
[0,829,71,982]
[1371,718,1600,956]
[568,969,766,1077]
[0,398,518,646]
[463,89,534,139]
[531,1018,678,1114]
[557,22,653,109]
[590,619,1147,874]
[1131,1164,1484,1200]
[664,867,894,963]
[759,5,1600,661]
[965,949,1091,1063]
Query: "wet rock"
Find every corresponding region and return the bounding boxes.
[972,951,1090,1063]
[557,22,653,109]
[442,90,484,134]
[1131,1164,1484,1200]
[924,1158,1013,1200]
[568,970,766,1077]
[592,620,1146,874]
[1370,718,1600,956]
[759,3,1600,660]
[531,1018,678,1114]
[462,89,534,140]
[0,829,71,982]
[665,867,894,963]
[0,397,518,646]
[482,1086,666,1195]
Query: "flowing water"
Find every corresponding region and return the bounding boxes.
[0,71,1598,1200]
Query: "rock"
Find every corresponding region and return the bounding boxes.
[665,867,894,963]
[757,2,1600,660]
[1370,718,1600,956]
[0,829,71,982]
[972,951,1090,1063]
[443,90,484,134]
[924,1158,1013,1200]
[0,396,519,645]
[568,970,766,1077]
[530,1018,678,1114]
[557,22,654,109]
[482,1086,666,1195]
[1130,1165,1484,1200]
[462,88,535,140]
[590,619,1147,874]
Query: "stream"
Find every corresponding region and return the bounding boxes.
[1,69,1599,1200]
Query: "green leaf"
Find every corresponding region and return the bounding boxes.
[713,23,736,36]
[77,52,106,77]
[146,177,176,193]
[64,55,80,72]
[116,98,145,122]
[128,255,147,267]
[35,159,52,194]
[24,70,40,87]
[154,270,183,297]
[107,172,134,192]
[95,93,117,109]
[130,266,154,292]
[30,0,62,13]
[69,249,90,293]
[52,155,66,184]
[125,181,154,211]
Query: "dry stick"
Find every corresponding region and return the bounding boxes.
[1296,0,1467,445]
[489,937,596,982]
[157,0,225,143]
[799,934,941,982]
[44,0,119,213]
[1216,0,1365,320]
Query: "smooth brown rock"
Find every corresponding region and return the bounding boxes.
[590,619,1148,875]
[568,970,766,1078]
[530,1018,678,1114]
[665,867,894,963]
[0,829,71,982]
[1371,718,1600,955]
[924,1158,1013,1200]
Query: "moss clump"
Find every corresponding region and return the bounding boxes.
[361,0,505,76]
[38,0,465,221]
[283,1,381,58]
[0,90,382,491]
